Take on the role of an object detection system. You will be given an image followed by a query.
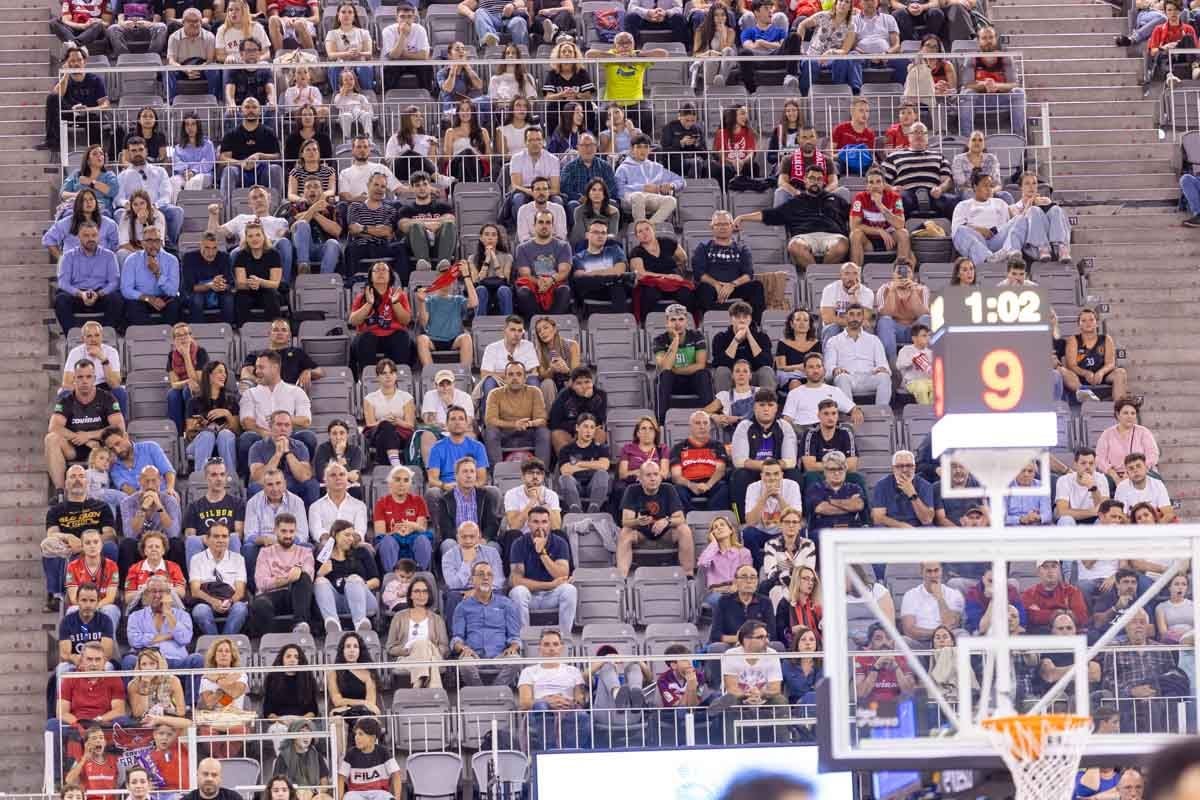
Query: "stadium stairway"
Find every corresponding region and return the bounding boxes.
[992,0,1200,516]
[0,0,65,789]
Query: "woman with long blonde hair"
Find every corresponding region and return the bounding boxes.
[697,516,752,610]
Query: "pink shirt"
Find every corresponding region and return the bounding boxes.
[1095,424,1159,478]
[697,543,753,588]
[254,543,315,592]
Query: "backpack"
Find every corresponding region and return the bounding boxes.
[594,8,624,42]
[837,143,873,175]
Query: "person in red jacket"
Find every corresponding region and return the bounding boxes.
[1020,559,1089,635]
[1145,0,1197,82]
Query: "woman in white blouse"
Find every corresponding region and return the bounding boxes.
[214,0,269,63]
[363,357,417,466]
[324,2,375,93]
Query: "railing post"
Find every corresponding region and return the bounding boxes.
[43,730,55,795]
[187,726,198,791]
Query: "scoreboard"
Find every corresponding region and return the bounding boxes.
[929,286,1058,457]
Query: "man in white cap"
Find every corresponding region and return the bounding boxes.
[651,303,713,422]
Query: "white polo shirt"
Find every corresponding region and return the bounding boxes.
[900,582,965,631]
[239,380,312,429]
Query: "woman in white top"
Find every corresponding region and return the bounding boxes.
[845,564,895,648]
[496,96,536,159]
[332,69,375,141]
[384,575,449,688]
[196,637,251,758]
[117,189,167,267]
[281,66,329,123]
[704,359,757,433]
[324,2,375,93]
[214,0,269,63]
[386,105,441,182]
[363,357,417,466]
[488,44,539,107]
[1157,573,1195,645]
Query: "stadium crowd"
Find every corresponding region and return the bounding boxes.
[34,0,1196,794]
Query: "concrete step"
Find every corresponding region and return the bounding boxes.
[1026,84,1152,102]
[0,32,56,50]
[992,2,1116,18]
[1054,158,1176,176]
[1052,127,1167,145]
[1072,222,1194,243]
[1004,32,1126,47]
[1053,172,1180,190]
[0,5,46,21]
[1038,97,1159,116]
[1054,186,1179,202]
[997,17,1127,34]
[1023,56,1144,74]
[0,47,50,63]
[1052,114,1159,131]
[1026,71,1142,89]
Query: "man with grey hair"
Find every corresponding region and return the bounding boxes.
[691,209,766,324]
[819,262,875,346]
[118,465,184,570]
[166,8,220,100]
[668,410,730,513]
[122,575,204,669]
[441,520,504,623]
[871,449,935,528]
[805,450,867,529]
[307,460,369,547]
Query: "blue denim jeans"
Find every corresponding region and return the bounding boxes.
[475,9,528,44]
[189,289,236,323]
[189,428,238,471]
[475,283,514,316]
[377,530,434,571]
[192,599,249,635]
[291,220,343,274]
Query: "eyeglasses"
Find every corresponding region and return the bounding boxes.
[894,463,916,470]
[747,634,770,640]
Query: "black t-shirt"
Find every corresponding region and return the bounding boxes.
[234,247,283,282]
[182,250,234,290]
[776,338,820,366]
[63,74,107,108]
[398,199,453,222]
[184,493,246,534]
[802,424,856,462]
[53,388,120,433]
[240,346,317,385]
[47,498,115,537]
[760,191,849,237]
[620,483,683,537]
[123,131,167,161]
[220,123,281,160]
[559,441,609,478]
[542,68,595,96]
[228,67,273,105]
[630,237,681,275]
[188,389,239,427]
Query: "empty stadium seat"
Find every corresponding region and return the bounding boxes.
[630,566,691,625]
[392,688,452,752]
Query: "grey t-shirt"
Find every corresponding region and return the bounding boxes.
[515,238,572,278]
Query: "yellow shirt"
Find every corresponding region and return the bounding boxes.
[602,57,649,103]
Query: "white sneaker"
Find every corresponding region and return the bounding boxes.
[292,621,310,635]
[711,73,726,87]
[324,616,342,641]
[1076,388,1101,403]
[783,74,800,91]
[415,259,432,272]
[436,259,452,271]
[355,618,373,635]
[481,32,499,47]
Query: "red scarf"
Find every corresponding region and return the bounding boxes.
[789,149,829,183]
[514,276,565,312]
[633,273,696,321]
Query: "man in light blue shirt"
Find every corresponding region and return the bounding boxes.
[425,406,489,502]
[1004,462,1053,526]
[54,222,122,333]
[440,520,505,623]
[121,576,205,670]
[120,225,181,325]
[116,137,184,245]
[450,559,522,686]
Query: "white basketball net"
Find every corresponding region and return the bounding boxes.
[981,715,1093,800]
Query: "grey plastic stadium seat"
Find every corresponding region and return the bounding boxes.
[492,461,524,496]
[642,622,702,661]
[126,370,171,421]
[458,686,517,750]
[472,315,512,367]
[564,512,616,569]
[406,751,463,799]
[883,562,923,597]
[596,370,651,411]
[124,323,175,372]
[676,178,723,226]
[128,418,180,466]
[571,566,627,626]
[189,322,236,366]
[581,622,638,656]
[237,320,276,366]
[220,758,260,800]
[469,750,529,798]
[391,688,452,752]
[297,319,351,368]
[630,565,690,625]
[293,273,347,320]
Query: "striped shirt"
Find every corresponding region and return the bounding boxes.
[347,200,398,244]
[289,163,335,189]
[881,148,952,191]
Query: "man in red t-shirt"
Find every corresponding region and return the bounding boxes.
[48,643,130,775]
[65,725,121,800]
[849,167,914,267]
[148,724,190,792]
[1020,559,1090,634]
[884,103,918,152]
[372,464,434,572]
[668,410,730,513]
[853,623,916,707]
[831,98,876,175]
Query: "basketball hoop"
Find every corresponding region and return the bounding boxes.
[980,714,1093,800]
